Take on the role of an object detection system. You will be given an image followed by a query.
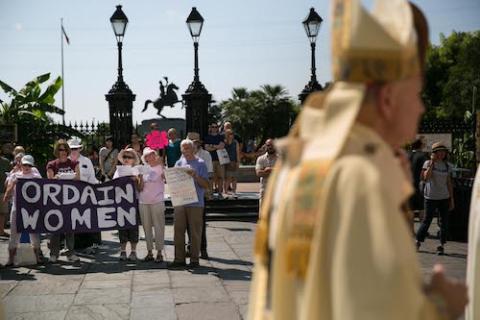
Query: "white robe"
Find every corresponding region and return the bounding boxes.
[466,166,480,319]
[248,124,446,320]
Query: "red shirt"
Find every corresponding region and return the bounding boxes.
[46,158,78,176]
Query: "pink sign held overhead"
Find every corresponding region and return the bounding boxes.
[145,130,168,150]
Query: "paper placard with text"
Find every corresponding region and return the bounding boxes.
[164,167,198,207]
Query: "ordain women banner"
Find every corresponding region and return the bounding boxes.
[15,177,139,234]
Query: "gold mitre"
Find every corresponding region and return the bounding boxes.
[332,0,428,83]
[297,0,428,162]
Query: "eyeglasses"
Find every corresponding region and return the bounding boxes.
[123,156,134,160]
[58,148,67,152]
[71,148,79,151]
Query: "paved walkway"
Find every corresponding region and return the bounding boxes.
[0,220,467,320]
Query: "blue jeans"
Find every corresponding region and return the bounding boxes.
[416,198,449,244]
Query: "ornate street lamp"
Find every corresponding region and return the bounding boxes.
[298,7,323,104]
[105,5,135,149]
[182,7,212,138]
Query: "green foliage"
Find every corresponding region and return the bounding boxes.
[0,73,82,169]
[220,85,299,147]
[452,131,475,171]
[423,31,480,120]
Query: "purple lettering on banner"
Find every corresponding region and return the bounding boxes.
[15,177,138,234]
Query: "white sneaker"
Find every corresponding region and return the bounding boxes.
[67,254,80,262]
[50,255,58,263]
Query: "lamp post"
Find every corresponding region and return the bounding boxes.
[298,7,323,105]
[105,5,136,149]
[182,7,212,138]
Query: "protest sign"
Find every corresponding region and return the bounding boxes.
[164,167,198,207]
[15,177,138,234]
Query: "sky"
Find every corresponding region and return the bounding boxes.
[1,0,479,125]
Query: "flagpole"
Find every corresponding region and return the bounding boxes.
[61,18,65,125]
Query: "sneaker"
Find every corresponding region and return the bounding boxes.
[436,246,445,256]
[128,252,137,261]
[119,251,127,261]
[188,261,200,269]
[67,254,80,262]
[168,261,186,270]
[143,253,154,262]
[50,255,58,263]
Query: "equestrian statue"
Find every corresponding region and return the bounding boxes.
[142,77,181,118]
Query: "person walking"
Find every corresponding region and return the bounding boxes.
[416,142,454,255]
[46,139,80,263]
[139,147,166,263]
[168,139,209,269]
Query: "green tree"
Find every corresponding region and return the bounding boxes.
[0,73,81,169]
[423,31,480,119]
[220,85,299,147]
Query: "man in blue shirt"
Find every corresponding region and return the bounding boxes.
[204,122,225,198]
[169,139,209,269]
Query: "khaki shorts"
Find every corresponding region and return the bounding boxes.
[213,161,225,179]
[0,193,8,216]
[225,162,238,179]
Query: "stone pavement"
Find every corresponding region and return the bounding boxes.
[0,220,467,320]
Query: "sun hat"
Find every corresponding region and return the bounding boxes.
[141,147,157,164]
[432,142,449,153]
[67,137,83,149]
[118,148,140,165]
[21,154,35,166]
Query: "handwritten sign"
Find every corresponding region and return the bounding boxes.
[16,177,138,234]
[164,167,198,207]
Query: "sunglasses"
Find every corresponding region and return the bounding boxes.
[58,148,67,152]
[123,155,134,160]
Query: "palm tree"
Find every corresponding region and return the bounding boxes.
[0,73,81,169]
[250,85,298,145]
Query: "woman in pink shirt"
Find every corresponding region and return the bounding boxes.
[139,147,166,262]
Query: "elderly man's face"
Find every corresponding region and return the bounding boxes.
[376,75,425,147]
[181,143,194,157]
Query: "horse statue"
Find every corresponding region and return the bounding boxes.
[142,77,181,118]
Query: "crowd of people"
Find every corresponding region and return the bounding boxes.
[0,122,275,269]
